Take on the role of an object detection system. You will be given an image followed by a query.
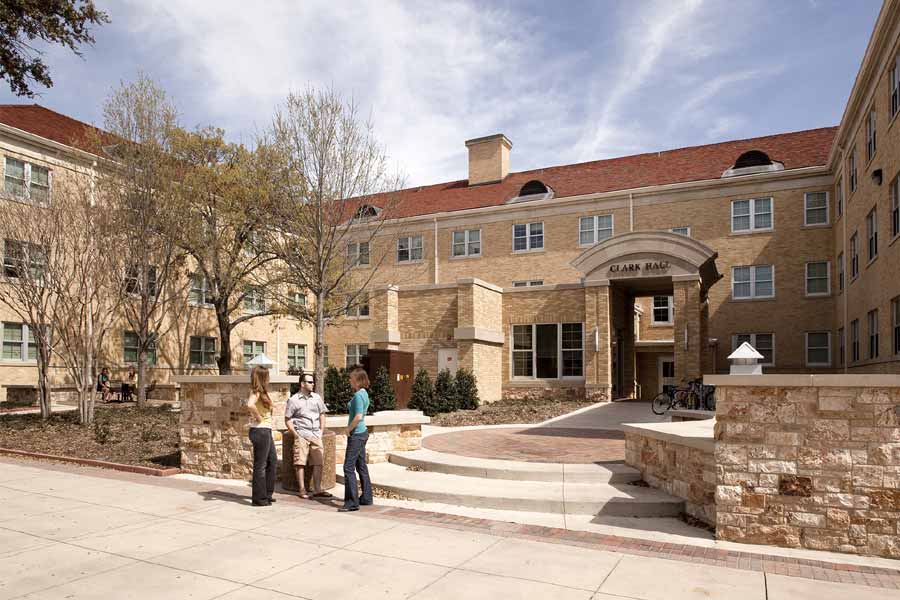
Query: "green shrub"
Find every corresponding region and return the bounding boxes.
[369,366,396,413]
[434,368,458,413]
[323,366,352,413]
[455,368,479,410]
[408,368,437,416]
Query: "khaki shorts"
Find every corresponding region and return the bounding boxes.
[293,435,324,466]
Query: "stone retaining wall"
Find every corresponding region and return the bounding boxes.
[709,375,900,559]
[327,423,423,463]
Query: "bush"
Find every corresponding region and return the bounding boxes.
[369,366,396,413]
[455,368,479,410]
[434,368,458,413]
[323,366,352,413]
[408,368,437,416]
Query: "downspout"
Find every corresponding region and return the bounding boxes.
[629,193,634,232]
[433,217,439,284]
[840,149,848,374]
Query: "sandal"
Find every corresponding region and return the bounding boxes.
[313,491,333,498]
[298,492,310,499]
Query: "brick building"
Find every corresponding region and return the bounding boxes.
[3,2,900,405]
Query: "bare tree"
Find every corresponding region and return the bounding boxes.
[168,127,282,374]
[265,87,406,389]
[97,75,188,407]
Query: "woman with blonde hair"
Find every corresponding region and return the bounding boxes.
[339,366,373,512]
[247,366,277,506]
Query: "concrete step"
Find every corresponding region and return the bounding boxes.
[388,449,641,484]
[346,462,684,517]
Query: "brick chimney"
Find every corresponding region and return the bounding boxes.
[465,134,512,186]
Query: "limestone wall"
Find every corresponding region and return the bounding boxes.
[710,375,900,559]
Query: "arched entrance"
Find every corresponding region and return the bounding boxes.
[570,231,722,401]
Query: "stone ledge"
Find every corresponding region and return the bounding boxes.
[704,374,900,387]
[453,327,504,344]
[621,419,715,453]
[322,410,430,428]
[174,375,297,384]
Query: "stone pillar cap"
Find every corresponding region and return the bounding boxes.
[728,342,763,362]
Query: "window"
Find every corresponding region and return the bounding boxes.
[124,265,158,297]
[2,239,45,280]
[892,53,900,117]
[850,233,859,279]
[346,293,369,318]
[347,241,370,266]
[243,287,265,313]
[839,327,845,365]
[893,298,900,355]
[123,331,157,365]
[804,192,828,226]
[292,290,307,308]
[731,198,772,232]
[3,156,50,203]
[189,274,213,306]
[733,333,774,366]
[867,208,878,262]
[868,309,879,360]
[243,340,266,364]
[652,296,673,324]
[452,229,481,257]
[579,215,613,246]
[849,150,857,193]
[866,109,877,160]
[805,262,830,296]
[806,332,831,367]
[512,280,544,287]
[837,253,844,292]
[287,343,307,371]
[892,175,900,239]
[670,226,691,236]
[397,235,424,262]
[513,222,544,251]
[851,319,860,362]
[836,177,843,218]
[732,265,774,299]
[189,336,216,366]
[323,345,329,368]
[345,344,368,368]
[511,323,584,379]
[1,322,37,361]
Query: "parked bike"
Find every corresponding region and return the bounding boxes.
[651,378,715,415]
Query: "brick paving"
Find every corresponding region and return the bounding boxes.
[422,427,626,463]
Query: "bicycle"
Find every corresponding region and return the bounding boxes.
[651,378,711,415]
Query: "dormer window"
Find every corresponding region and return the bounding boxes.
[721,150,784,178]
[353,204,381,221]
[507,180,554,204]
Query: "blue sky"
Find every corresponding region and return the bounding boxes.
[0,0,883,186]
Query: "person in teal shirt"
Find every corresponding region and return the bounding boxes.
[339,366,373,512]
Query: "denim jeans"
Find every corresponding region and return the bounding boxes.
[249,427,276,504]
[342,432,372,508]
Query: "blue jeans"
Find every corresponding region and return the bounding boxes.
[343,432,372,508]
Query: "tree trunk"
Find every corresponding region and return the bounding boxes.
[216,307,233,375]
[37,344,51,421]
[315,292,326,396]
[137,347,147,409]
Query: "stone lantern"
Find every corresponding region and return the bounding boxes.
[246,353,276,374]
[727,342,764,375]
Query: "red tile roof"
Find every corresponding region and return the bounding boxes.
[0,104,109,153]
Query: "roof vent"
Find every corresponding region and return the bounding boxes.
[506,179,554,204]
[722,150,784,178]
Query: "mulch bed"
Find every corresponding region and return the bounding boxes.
[0,405,180,469]
[430,398,595,427]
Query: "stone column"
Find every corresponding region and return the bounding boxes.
[454,278,503,403]
[622,294,636,399]
[369,285,401,350]
[584,282,612,401]
[673,276,702,382]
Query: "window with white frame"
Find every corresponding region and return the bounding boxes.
[806,332,831,366]
[189,274,213,306]
[839,327,845,365]
[123,331,157,365]
[513,222,544,251]
[1,322,37,361]
[732,265,774,299]
[866,109,877,160]
[323,345,329,368]
[893,298,900,355]
[731,198,772,232]
[292,290,307,308]
[670,226,691,236]
[3,156,50,203]
[579,215,613,245]
[867,208,877,262]
[851,319,860,362]
[850,233,859,279]
[397,235,423,262]
[868,309,879,360]
[836,177,843,217]
[346,293,369,318]
[652,296,673,324]
[733,333,774,366]
[849,150,858,193]
[347,241,370,266]
[243,287,265,313]
[2,239,45,280]
[189,336,216,366]
[804,192,828,225]
[287,343,307,371]
[511,323,584,379]
[837,252,844,292]
[124,265,158,297]
[452,229,481,257]
[805,261,830,296]
[346,344,368,368]
[512,280,544,287]
[243,340,265,364]
[892,175,900,239]
[892,53,900,117]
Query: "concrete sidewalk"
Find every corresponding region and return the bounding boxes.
[0,459,897,600]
